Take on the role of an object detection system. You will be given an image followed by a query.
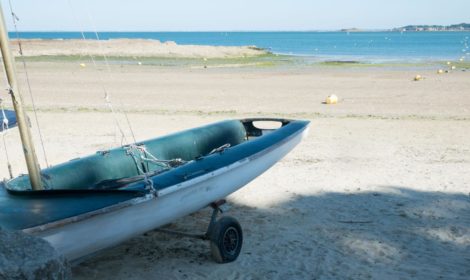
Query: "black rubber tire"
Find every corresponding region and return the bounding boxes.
[209,216,243,263]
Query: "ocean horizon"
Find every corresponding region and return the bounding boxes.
[10,31,470,62]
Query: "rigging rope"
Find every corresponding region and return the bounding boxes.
[86,15,137,144]
[77,33,128,145]
[130,144,185,168]
[125,144,186,192]
[7,0,49,167]
[67,0,137,145]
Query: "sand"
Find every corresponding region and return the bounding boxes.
[0,45,469,279]
[11,39,267,58]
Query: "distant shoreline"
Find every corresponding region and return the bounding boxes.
[9,30,470,37]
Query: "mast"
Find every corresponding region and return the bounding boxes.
[0,3,43,190]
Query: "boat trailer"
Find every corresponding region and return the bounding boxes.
[156,199,243,263]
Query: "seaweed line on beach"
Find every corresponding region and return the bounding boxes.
[15,106,470,122]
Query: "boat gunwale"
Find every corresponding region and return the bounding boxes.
[5,187,145,196]
[20,118,309,234]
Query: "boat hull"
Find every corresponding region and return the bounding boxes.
[32,122,309,261]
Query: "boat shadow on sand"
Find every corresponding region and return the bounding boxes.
[72,186,470,279]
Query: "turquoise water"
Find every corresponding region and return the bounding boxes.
[12,31,470,62]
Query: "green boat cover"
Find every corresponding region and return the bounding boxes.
[7,120,247,191]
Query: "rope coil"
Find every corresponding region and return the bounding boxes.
[125,144,186,193]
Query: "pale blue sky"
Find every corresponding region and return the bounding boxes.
[1,0,469,31]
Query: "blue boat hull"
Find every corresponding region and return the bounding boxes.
[0,109,17,131]
[0,118,309,260]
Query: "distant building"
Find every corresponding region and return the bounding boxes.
[392,23,470,32]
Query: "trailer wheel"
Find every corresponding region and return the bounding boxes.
[209,216,243,263]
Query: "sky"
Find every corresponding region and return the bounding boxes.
[1,0,469,31]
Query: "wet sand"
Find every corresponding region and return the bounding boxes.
[1,53,469,279]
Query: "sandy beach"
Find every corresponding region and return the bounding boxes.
[1,40,469,279]
[11,39,267,58]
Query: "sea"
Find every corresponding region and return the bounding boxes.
[12,31,470,62]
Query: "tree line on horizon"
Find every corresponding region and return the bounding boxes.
[393,23,470,32]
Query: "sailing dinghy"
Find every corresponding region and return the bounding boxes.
[0,4,309,264]
[1,118,309,262]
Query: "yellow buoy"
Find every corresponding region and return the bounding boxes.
[326,94,338,104]
[414,74,423,81]
[79,63,86,68]
[437,69,444,74]
[203,57,208,61]
[451,65,456,70]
